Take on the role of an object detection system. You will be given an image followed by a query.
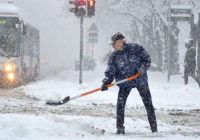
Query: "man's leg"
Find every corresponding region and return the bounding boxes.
[116,87,131,134]
[137,85,157,132]
[184,69,189,85]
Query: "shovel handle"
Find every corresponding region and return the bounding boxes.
[80,73,141,97]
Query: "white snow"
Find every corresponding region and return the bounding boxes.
[11,66,198,140]
[0,68,200,140]
[171,5,192,10]
[0,113,199,140]
[170,14,191,18]
[0,3,19,17]
[23,66,200,110]
[0,114,198,140]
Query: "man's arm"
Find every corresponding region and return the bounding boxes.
[184,49,190,64]
[101,54,116,91]
[103,53,116,84]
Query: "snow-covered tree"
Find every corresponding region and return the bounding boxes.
[61,0,200,74]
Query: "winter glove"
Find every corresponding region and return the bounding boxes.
[101,83,108,91]
[138,65,146,74]
[102,77,111,85]
[101,77,111,91]
[138,68,144,74]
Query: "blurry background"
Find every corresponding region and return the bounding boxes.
[0,0,200,77]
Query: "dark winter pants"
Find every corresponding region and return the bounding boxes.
[116,86,157,132]
[184,68,200,87]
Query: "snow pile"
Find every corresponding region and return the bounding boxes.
[0,114,199,140]
[23,67,200,110]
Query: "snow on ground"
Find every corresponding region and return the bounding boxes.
[0,65,194,140]
[0,65,199,140]
[0,114,199,140]
[23,65,200,110]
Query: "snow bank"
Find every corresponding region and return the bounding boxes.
[0,114,199,140]
[23,67,200,110]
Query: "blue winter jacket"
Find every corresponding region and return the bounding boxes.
[104,43,151,88]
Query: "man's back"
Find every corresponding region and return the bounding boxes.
[185,46,196,66]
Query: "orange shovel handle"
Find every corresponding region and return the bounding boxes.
[80,73,141,97]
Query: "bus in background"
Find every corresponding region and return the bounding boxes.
[0,2,40,87]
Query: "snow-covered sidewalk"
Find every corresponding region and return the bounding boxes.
[1,67,200,140]
[24,67,200,110]
[0,113,199,140]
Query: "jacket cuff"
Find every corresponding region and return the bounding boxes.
[102,77,112,85]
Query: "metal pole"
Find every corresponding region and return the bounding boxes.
[92,42,94,61]
[197,13,200,76]
[79,15,84,84]
[168,28,172,82]
[167,6,171,82]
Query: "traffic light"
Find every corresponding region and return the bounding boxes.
[87,0,95,17]
[69,0,78,14]
[78,0,86,6]
[69,0,95,17]
[69,0,87,16]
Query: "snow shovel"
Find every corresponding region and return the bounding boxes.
[46,72,141,106]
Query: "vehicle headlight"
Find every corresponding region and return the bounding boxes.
[7,73,15,81]
[4,63,15,72]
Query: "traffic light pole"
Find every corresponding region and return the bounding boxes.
[69,0,95,85]
[167,12,172,82]
[79,14,84,85]
[197,13,200,77]
[91,42,94,61]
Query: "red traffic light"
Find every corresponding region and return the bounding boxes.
[69,0,86,6]
[78,0,86,6]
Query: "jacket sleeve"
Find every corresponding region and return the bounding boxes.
[103,53,116,84]
[184,47,196,65]
[184,49,190,64]
[137,44,151,72]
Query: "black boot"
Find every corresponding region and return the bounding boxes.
[116,127,125,135]
[152,129,158,133]
[151,125,158,133]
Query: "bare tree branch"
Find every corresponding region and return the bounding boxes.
[108,8,149,28]
[147,0,168,26]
